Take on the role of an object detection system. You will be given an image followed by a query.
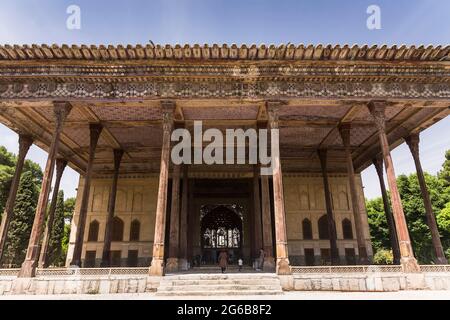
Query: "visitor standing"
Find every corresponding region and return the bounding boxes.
[218,250,228,273]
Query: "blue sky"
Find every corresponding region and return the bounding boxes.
[0,0,449,199]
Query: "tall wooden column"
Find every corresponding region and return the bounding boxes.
[406,133,447,264]
[70,123,103,267]
[19,102,72,277]
[0,134,33,263]
[368,102,420,272]
[179,165,189,271]
[339,124,368,264]
[38,158,67,268]
[260,174,275,271]
[101,149,124,267]
[318,149,340,265]
[149,102,175,276]
[253,165,263,262]
[372,155,401,264]
[166,164,181,272]
[267,102,291,275]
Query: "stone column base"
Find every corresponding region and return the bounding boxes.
[149,258,165,276]
[263,256,276,272]
[276,257,292,275]
[165,258,179,273]
[179,258,189,271]
[436,257,448,265]
[18,260,37,278]
[401,257,421,273]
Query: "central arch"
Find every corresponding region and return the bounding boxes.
[200,204,243,265]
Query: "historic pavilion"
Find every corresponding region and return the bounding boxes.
[0,43,449,279]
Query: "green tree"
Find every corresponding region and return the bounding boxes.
[48,190,65,266]
[396,173,448,263]
[438,150,450,189]
[2,171,39,266]
[366,197,391,253]
[63,197,76,222]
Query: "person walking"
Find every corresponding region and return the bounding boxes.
[238,257,243,272]
[258,248,265,271]
[218,250,228,273]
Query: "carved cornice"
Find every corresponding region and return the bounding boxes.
[0,44,449,62]
[1,81,448,100]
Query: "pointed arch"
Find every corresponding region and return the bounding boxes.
[302,218,313,240]
[318,215,329,240]
[130,219,141,241]
[111,216,124,241]
[342,218,353,240]
[87,220,99,242]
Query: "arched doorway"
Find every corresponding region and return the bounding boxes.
[200,204,243,265]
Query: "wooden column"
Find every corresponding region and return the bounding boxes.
[0,134,33,263]
[69,123,103,267]
[372,155,401,264]
[406,133,447,264]
[149,101,175,276]
[187,180,195,263]
[267,102,291,275]
[38,159,67,268]
[318,149,340,265]
[368,101,420,272]
[101,149,124,267]
[166,164,181,272]
[19,102,71,277]
[179,165,189,271]
[339,124,368,264]
[253,165,263,263]
[260,174,275,271]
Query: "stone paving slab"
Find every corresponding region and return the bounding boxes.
[1,290,450,300]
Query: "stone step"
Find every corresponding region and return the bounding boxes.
[163,273,279,280]
[155,289,284,296]
[161,279,281,286]
[158,284,283,291]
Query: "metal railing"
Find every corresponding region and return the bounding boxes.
[35,267,149,277]
[1,265,450,277]
[291,265,403,274]
[419,265,450,273]
[0,268,20,277]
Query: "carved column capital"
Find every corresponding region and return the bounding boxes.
[55,158,68,175]
[88,123,103,151]
[317,148,327,168]
[338,123,352,148]
[405,133,420,158]
[113,149,124,171]
[266,100,284,129]
[161,100,175,133]
[18,134,34,154]
[372,154,384,176]
[368,101,387,131]
[53,101,72,130]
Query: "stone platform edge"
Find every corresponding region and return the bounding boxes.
[1,272,450,295]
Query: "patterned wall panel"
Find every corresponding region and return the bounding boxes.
[91,106,162,121]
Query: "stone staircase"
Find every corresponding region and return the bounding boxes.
[156,273,284,296]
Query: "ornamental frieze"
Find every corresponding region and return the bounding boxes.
[0,81,449,99]
[0,64,449,78]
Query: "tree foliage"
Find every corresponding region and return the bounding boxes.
[48,190,65,266]
[2,171,39,266]
[367,150,450,264]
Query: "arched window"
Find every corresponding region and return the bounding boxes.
[87,220,99,242]
[130,219,140,241]
[302,218,313,240]
[318,215,329,240]
[342,218,353,239]
[111,216,124,241]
